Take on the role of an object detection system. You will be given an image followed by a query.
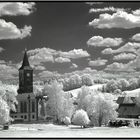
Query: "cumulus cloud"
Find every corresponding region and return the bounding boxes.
[102,42,140,55]
[34,65,46,71]
[55,57,71,63]
[28,47,90,66]
[105,48,140,72]
[28,47,57,56]
[59,49,90,59]
[113,53,136,61]
[132,9,140,16]
[0,63,18,80]
[89,11,140,29]
[101,48,113,55]
[64,67,97,78]
[38,70,60,79]
[0,19,32,40]
[89,7,126,13]
[70,63,78,69]
[88,58,108,67]
[105,62,135,72]
[87,36,123,47]
[86,2,103,6]
[0,2,35,16]
[28,48,55,65]
[132,33,140,41]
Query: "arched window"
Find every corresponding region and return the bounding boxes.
[32,101,35,113]
[23,102,27,113]
[20,102,23,113]
[20,101,27,113]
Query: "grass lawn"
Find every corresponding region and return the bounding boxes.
[0,123,140,138]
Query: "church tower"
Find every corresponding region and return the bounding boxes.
[18,49,33,94]
[11,49,38,122]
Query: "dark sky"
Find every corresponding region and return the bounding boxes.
[1,2,140,81]
[0,2,90,61]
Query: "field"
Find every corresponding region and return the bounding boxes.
[0,123,140,138]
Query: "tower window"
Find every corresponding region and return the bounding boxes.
[20,102,23,113]
[23,102,27,113]
[20,101,27,113]
[32,101,35,113]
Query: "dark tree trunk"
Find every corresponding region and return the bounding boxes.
[98,116,102,127]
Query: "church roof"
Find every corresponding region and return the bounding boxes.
[117,96,136,104]
[19,49,32,70]
[118,105,140,116]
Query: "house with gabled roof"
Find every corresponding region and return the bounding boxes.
[116,96,140,118]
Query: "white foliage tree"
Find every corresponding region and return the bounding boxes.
[43,80,74,123]
[117,79,129,91]
[88,93,118,126]
[63,116,71,126]
[72,109,90,128]
[77,86,91,111]
[81,74,93,86]
[0,82,18,125]
[4,85,18,112]
[76,86,118,126]
[129,78,139,90]
[105,79,118,93]
[33,84,43,96]
[0,97,10,125]
[69,74,82,90]
[0,84,18,112]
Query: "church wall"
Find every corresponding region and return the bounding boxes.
[11,93,38,122]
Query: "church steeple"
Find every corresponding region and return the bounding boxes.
[18,48,33,94]
[19,49,31,70]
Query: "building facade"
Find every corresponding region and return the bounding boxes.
[117,96,140,118]
[11,50,38,122]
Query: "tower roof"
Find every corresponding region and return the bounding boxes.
[19,49,32,70]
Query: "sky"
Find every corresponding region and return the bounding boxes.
[1,2,140,82]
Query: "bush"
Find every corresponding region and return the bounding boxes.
[114,89,122,95]
[0,97,10,125]
[63,116,71,126]
[105,80,118,93]
[81,74,93,86]
[72,109,90,128]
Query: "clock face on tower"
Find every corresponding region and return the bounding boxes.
[26,73,30,77]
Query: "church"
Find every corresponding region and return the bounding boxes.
[10,49,39,122]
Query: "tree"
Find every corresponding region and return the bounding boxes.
[105,79,118,93]
[43,81,74,123]
[0,97,10,125]
[63,116,71,126]
[117,79,129,91]
[0,84,18,112]
[81,74,93,86]
[69,74,82,90]
[88,93,118,126]
[0,83,18,125]
[72,109,90,128]
[77,86,91,111]
[129,78,139,90]
[33,85,43,96]
[114,89,122,95]
[76,86,118,127]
